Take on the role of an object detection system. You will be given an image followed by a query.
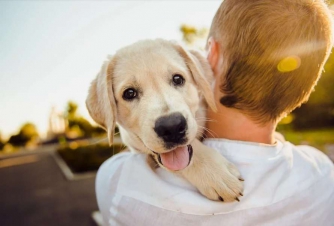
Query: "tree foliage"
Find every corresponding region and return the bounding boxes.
[66,101,79,119]
[291,48,334,130]
[180,24,208,48]
[7,123,39,147]
[65,101,105,137]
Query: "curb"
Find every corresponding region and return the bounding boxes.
[52,152,96,181]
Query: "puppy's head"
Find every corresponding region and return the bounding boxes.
[86,39,216,171]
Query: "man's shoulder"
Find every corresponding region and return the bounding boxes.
[288,143,334,173]
[97,152,148,184]
[95,152,153,222]
[277,132,333,170]
[99,151,145,170]
[275,142,334,198]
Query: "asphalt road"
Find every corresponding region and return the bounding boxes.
[0,151,98,226]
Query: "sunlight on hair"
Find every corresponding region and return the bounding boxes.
[277,56,301,73]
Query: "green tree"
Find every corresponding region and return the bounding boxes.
[180,24,208,48]
[290,47,334,130]
[66,101,79,119]
[8,123,39,147]
[308,50,334,106]
[64,101,105,137]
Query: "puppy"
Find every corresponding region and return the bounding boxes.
[86,39,243,202]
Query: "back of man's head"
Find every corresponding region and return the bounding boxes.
[209,0,333,123]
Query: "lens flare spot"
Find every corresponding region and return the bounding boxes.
[69,142,78,150]
[277,56,301,72]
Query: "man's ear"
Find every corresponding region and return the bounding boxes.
[173,44,217,112]
[207,37,220,76]
[86,56,117,145]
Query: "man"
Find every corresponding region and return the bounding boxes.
[96,0,334,225]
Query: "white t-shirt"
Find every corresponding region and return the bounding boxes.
[96,138,334,226]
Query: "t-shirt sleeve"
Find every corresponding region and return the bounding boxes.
[95,152,131,225]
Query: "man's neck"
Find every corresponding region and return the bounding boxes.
[206,105,276,145]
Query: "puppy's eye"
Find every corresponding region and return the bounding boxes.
[123,88,137,100]
[172,74,185,86]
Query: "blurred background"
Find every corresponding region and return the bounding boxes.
[0,1,333,226]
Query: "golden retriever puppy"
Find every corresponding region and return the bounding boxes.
[86,39,243,202]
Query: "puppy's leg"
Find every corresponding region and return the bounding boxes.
[179,139,244,202]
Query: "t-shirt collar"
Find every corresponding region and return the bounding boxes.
[203,138,284,159]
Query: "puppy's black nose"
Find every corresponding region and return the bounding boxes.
[154,113,187,144]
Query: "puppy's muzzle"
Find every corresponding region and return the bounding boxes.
[154,112,187,148]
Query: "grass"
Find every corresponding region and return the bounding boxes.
[278,128,334,153]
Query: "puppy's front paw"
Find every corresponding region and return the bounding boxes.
[180,141,244,202]
[197,161,244,202]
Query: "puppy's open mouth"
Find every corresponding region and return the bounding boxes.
[155,145,193,171]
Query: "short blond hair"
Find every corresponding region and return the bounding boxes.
[209,0,333,123]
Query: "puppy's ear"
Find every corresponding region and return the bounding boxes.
[174,44,217,112]
[86,56,117,145]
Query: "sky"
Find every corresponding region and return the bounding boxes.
[0,0,221,139]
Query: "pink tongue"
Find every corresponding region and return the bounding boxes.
[160,146,189,171]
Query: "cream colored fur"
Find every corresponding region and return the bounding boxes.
[86,39,243,202]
